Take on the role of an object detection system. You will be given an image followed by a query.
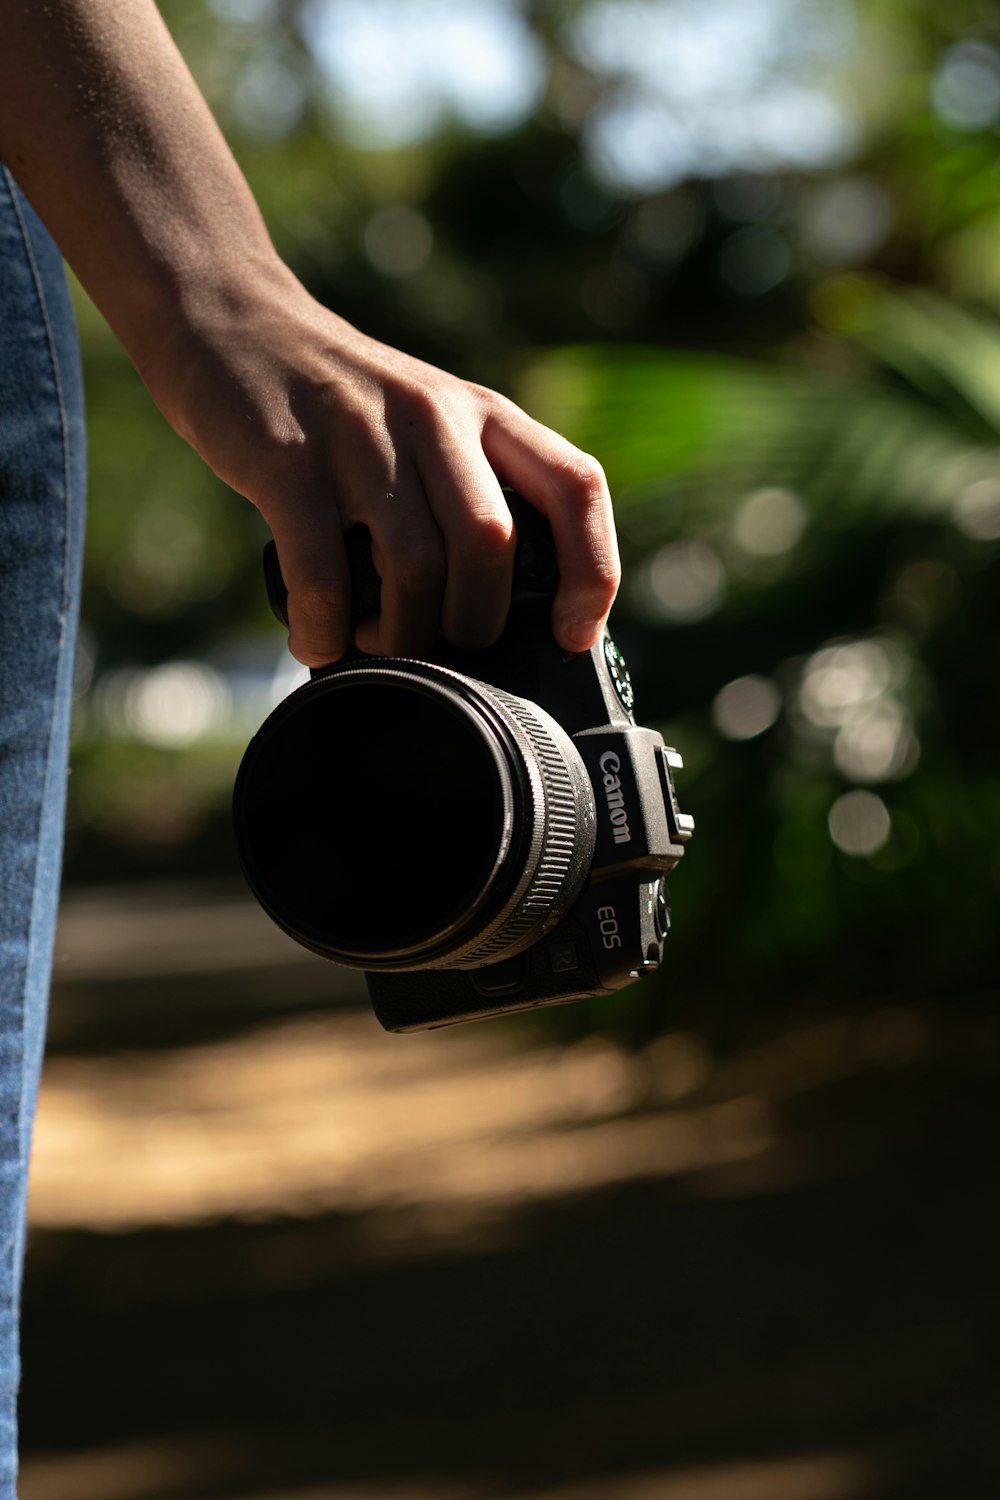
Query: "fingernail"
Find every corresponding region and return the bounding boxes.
[562,619,604,650]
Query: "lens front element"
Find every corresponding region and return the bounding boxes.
[233,661,596,970]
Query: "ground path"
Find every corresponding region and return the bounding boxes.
[20,881,1000,1499]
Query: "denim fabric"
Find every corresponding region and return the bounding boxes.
[0,165,86,1497]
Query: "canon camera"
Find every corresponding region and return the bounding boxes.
[233,494,693,1031]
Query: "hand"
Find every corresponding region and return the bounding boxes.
[142,266,621,666]
[2,1,619,662]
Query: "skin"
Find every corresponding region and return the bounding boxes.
[0,0,621,665]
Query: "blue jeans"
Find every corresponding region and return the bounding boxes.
[0,165,86,1497]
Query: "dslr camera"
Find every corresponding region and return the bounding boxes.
[233,494,692,1031]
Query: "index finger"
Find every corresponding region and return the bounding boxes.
[479,400,621,651]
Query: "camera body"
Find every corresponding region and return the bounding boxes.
[234,495,692,1031]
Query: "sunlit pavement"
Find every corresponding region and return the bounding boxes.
[19,883,1000,1499]
[18,1446,880,1500]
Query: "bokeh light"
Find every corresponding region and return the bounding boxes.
[95,664,231,749]
[931,41,1000,132]
[302,0,547,146]
[732,487,808,556]
[713,674,782,740]
[570,0,857,190]
[833,700,918,783]
[798,641,896,731]
[632,540,727,623]
[232,55,306,140]
[952,476,1000,540]
[800,176,892,266]
[793,638,919,785]
[363,204,434,278]
[828,789,891,856]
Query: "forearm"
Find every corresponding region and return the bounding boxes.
[0,0,287,369]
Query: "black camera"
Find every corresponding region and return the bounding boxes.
[233,494,692,1031]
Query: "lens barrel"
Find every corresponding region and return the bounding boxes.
[233,660,596,971]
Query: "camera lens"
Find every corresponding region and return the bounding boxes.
[233,661,596,970]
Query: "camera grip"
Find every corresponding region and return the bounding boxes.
[262,493,557,635]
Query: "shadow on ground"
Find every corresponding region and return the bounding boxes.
[18,886,1000,1500]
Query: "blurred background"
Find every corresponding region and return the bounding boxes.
[21,0,1000,1496]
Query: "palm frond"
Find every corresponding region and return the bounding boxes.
[519,342,1000,538]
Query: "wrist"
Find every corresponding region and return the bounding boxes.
[127,250,303,410]
[121,230,284,349]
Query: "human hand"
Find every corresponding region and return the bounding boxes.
[142,267,620,666]
[2,0,619,662]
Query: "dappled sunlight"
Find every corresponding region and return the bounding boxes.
[30,1016,764,1230]
[21,1443,882,1500]
[21,3,1000,1497]
[27,900,1000,1500]
[29,992,974,1237]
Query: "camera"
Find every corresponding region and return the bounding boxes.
[233,493,693,1031]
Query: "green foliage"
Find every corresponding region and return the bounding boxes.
[519,274,1000,1003]
[68,0,1000,1013]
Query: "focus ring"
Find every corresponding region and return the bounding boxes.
[443,684,596,969]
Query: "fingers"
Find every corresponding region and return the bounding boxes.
[352,469,446,657]
[276,452,448,662]
[413,436,516,648]
[354,457,513,654]
[270,507,352,667]
[259,367,616,663]
[479,397,621,652]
